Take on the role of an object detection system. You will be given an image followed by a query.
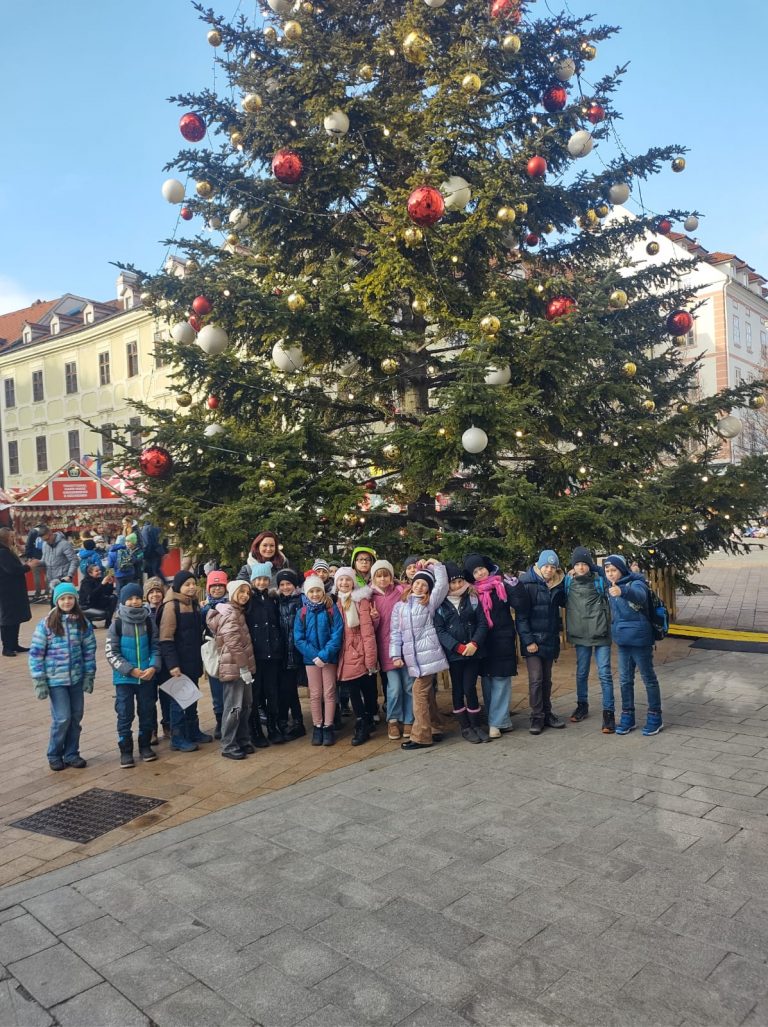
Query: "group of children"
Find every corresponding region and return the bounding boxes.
[28,532,664,770]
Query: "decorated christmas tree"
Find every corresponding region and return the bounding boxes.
[125,0,768,580]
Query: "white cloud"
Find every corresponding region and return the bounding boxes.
[0,275,37,315]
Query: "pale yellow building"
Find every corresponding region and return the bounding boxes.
[0,274,174,490]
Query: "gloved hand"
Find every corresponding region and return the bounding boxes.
[240,668,254,685]
[83,677,95,694]
[34,680,49,700]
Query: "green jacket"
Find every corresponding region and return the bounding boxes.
[565,571,611,647]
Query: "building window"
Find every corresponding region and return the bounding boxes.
[761,331,767,361]
[68,429,81,462]
[65,361,78,394]
[746,322,753,353]
[129,416,142,449]
[36,436,47,472]
[102,424,114,460]
[3,378,15,409]
[32,370,44,402]
[98,351,111,385]
[733,315,741,347]
[7,441,19,476]
[153,331,168,368]
[735,367,744,385]
[126,340,139,377]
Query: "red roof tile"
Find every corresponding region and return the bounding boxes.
[0,299,59,349]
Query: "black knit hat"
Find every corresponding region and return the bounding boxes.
[570,546,594,568]
[412,568,436,591]
[402,555,420,573]
[276,568,299,587]
[172,570,196,592]
[444,560,464,581]
[463,554,494,580]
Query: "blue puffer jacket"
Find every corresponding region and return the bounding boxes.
[28,614,97,688]
[516,565,566,660]
[607,573,653,647]
[108,543,136,583]
[294,601,344,665]
[389,562,449,678]
[78,546,103,577]
[104,606,161,685]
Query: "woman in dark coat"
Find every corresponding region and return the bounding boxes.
[0,527,33,656]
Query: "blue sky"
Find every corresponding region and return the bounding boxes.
[2,0,766,312]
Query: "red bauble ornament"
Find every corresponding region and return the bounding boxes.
[407,186,445,228]
[657,217,672,235]
[666,309,693,336]
[364,479,378,492]
[207,395,219,409]
[542,85,567,112]
[272,148,304,184]
[188,315,202,333]
[545,295,576,320]
[490,0,521,21]
[586,103,605,124]
[526,155,547,178]
[192,295,212,316]
[525,233,540,246]
[139,446,173,479]
[180,206,193,221]
[179,113,206,142]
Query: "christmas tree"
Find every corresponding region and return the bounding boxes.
[125,0,768,581]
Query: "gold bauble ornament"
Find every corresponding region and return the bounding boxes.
[207,28,222,46]
[403,225,423,247]
[461,72,482,94]
[672,157,686,173]
[402,30,431,65]
[286,292,306,312]
[258,477,276,495]
[230,130,244,148]
[176,392,193,407]
[646,241,660,255]
[502,33,521,53]
[543,223,555,234]
[751,395,767,409]
[622,361,637,377]
[359,63,374,82]
[381,357,400,374]
[585,209,599,225]
[302,1,314,11]
[642,399,656,412]
[596,203,610,218]
[581,42,597,60]
[196,180,214,198]
[480,314,501,336]
[678,403,690,413]
[411,297,428,315]
[283,20,303,41]
[226,232,240,246]
[382,442,401,462]
[242,92,263,113]
[609,289,628,309]
[515,201,528,216]
[496,206,516,223]
[263,25,278,43]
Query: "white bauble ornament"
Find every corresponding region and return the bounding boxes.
[323,110,350,137]
[196,325,229,356]
[484,365,511,386]
[229,207,249,227]
[441,175,472,211]
[684,215,699,232]
[272,340,305,372]
[608,182,630,205]
[171,322,196,345]
[267,0,293,13]
[161,179,185,204]
[203,423,225,438]
[717,415,742,439]
[554,57,576,81]
[424,0,447,5]
[567,130,593,158]
[461,426,489,454]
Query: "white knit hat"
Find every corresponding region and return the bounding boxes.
[303,574,325,594]
[370,559,394,578]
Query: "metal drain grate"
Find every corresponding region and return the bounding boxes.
[11,788,166,844]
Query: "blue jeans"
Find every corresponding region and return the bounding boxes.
[618,645,661,712]
[115,681,157,744]
[209,674,223,721]
[482,675,513,729]
[575,644,615,711]
[48,684,85,762]
[385,666,413,724]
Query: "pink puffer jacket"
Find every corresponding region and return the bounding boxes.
[371,582,405,672]
[336,589,378,682]
[206,602,255,682]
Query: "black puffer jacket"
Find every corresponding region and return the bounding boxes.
[246,588,283,661]
[78,575,114,612]
[516,566,566,660]
[276,592,303,669]
[434,592,488,663]
[479,579,528,678]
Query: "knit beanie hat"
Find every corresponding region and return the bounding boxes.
[402,555,419,574]
[276,568,299,587]
[412,568,436,592]
[463,554,493,579]
[570,546,594,568]
[334,566,356,587]
[227,580,250,601]
[172,570,196,592]
[250,562,273,581]
[536,549,560,569]
[370,559,394,579]
[312,559,331,573]
[144,576,166,600]
[603,554,630,578]
[120,583,143,603]
[303,574,325,595]
[53,582,78,604]
[206,570,228,589]
[444,560,464,581]
[126,533,138,546]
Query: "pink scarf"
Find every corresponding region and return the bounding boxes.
[474,574,508,627]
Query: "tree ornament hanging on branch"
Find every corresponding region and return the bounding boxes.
[272,149,304,184]
[283,20,302,42]
[381,357,400,374]
[242,92,263,113]
[717,415,742,439]
[192,296,212,316]
[196,325,229,356]
[646,241,660,255]
[267,0,293,13]
[684,215,699,232]
[526,155,547,178]
[567,130,594,158]
[622,361,637,377]
[286,292,306,312]
[484,365,512,385]
[554,57,576,81]
[207,395,219,410]
[608,182,630,204]
[162,179,185,204]
[272,340,305,372]
[171,322,196,344]
[196,180,214,198]
[479,314,501,336]
[609,289,628,309]
[259,477,277,494]
[403,226,423,247]
[188,315,202,333]
[180,206,193,221]
[462,426,489,454]
[586,103,605,124]
[407,186,445,227]
[323,110,349,137]
[542,85,567,112]
[656,217,672,235]
[502,33,521,52]
[672,157,686,172]
[402,30,432,65]
[666,309,693,336]
[140,446,174,479]
[490,0,521,22]
[441,176,472,211]
[461,73,482,94]
[179,113,206,142]
[203,424,225,438]
[546,296,576,320]
[207,28,222,46]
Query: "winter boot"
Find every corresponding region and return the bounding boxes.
[185,704,213,744]
[138,733,157,762]
[601,710,616,734]
[351,717,370,747]
[285,718,306,740]
[468,710,490,743]
[529,716,544,735]
[312,725,324,746]
[214,716,222,740]
[570,702,589,723]
[119,735,135,769]
[323,725,336,746]
[456,710,481,743]
[544,712,566,729]
[615,709,636,735]
[250,712,270,748]
[642,710,664,736]
[267,717,286,745]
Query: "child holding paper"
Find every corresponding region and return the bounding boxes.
[158,571,210,752]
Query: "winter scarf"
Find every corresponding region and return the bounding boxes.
[473,574,508,628]
[336,590,359,628]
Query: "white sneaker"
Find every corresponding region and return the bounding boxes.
[488,726,501,739]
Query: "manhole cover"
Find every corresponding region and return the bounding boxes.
[10,788,166,844]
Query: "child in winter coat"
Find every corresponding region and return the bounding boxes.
[78,563,116,627]
[275,569,306,739]
[390,560,449,750]
[294,574,344,746]
[335,567,379,747]
[435,561,489,743]
[246,562,284,746]
[144,576,166,613]
[78,537,103,578]
[108,535,137,589]
[566,546,615,733]
[158,571,210,752]
[603,554,663,736]
[105,583,161,767]
[370,559,410,740]
[201,570,229,739]
[28,582,96,771]
[517,550,567,735]
[207,580,257,760]
[350,546,376,588]
[144,576,167,741]
[311,559,335,594]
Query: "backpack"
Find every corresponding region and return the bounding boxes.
[115,547,134,572]
[299,603,334,626]
[628,583,669,641]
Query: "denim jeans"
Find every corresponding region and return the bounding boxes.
[208,674,223,721]
[575,644,615,711]
[221,678,252,756]
[48,684,85,762]
[482,675,513,729]
[115,681,157,744]
[618,645,661,711]
[385,666,413,724]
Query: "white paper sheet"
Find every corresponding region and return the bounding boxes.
[160,674,203,710]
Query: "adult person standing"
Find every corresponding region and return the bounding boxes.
[140,517,166,580]
[237,530,289,587]
[0,527,34,656]
[25,520,48,602]
[39,526,78,598]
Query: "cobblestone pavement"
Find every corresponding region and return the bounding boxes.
[676,548,768,632]
[3,645,768,1026]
